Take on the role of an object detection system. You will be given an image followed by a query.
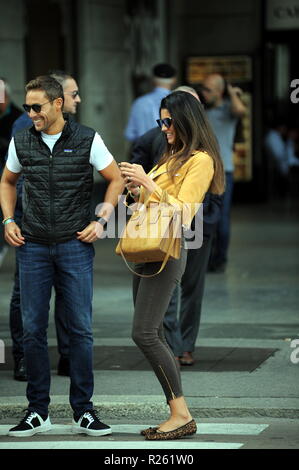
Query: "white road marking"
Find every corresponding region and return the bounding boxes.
[0,422,269,449]
[0,441,243,450]
[0,423,268,436]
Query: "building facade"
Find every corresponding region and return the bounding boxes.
[1,0,298,200]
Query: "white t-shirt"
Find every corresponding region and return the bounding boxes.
[6,131,114,173]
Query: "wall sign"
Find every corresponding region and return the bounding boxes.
[266,0,299,30]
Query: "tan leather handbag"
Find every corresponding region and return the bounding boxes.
[115,190,181,277]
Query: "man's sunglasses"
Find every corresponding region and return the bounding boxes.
[156,117,172,129]
[23,100,54,113]
[64,90,80,98]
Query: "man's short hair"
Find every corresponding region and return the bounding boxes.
[47,69,72,88]
[25,75,64,104]
[152,63,176,79]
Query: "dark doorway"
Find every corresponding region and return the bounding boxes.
[25,0,78,81]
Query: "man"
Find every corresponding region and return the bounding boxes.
[201,73,246,273]
[0,79,22,268]
[0,78,22,172]
[124,63,176,142]
[130,86,223,366]
[11,71,81,134]
[9,71,82,381]
[0,75,124,437]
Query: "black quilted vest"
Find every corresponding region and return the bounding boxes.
[14,118,95,244]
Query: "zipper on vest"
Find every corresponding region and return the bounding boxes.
[49,154,55,240]
[158,365,176,400]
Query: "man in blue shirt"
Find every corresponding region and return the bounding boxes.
[201,74,246,273]
[124,63,176,142]
[0,79,22,269]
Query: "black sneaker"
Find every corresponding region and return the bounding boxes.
[8,410,52,437]
[72,410,112,436]
[14,358,27,382]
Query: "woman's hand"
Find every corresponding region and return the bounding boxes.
[125,180,140,197]
[118,162,157,193]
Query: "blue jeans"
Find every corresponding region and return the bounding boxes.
[9,249,24,363]
[9,252,69,364]
[18,239,95,418]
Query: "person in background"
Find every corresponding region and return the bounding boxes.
[119,91,224,440]
[130,86,223,367]
[264,118,299,201]
[0,78,22,268]
[124,63,176,143]
[201,73,246,273]
[8,70,82,381]
[0,78,22,173]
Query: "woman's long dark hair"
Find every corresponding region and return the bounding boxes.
[158,91,225,194]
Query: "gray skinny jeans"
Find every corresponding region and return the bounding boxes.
[132,247,188,402]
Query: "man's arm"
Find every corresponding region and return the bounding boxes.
[227,84,246,117]
[76,160,124,243]
[96,160,125,219]
[0,166,25,246]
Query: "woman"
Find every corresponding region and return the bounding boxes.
[119,91,224,440]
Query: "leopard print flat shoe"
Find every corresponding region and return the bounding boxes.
[140,426,158,436]
[145,419,197,440]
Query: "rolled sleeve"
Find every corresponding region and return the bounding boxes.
[6,138,22,173]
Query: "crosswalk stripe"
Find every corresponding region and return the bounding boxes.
[0,441,243,450]
[0,422,269,449]
[0,423,268,436]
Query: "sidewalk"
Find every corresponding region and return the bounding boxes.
[0,202,298,421]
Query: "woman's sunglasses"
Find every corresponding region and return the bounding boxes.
[156,117,172,129]
[23,99,54,114]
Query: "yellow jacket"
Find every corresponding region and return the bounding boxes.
[140,150,214,227]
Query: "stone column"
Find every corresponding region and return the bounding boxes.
[0,0,26,105]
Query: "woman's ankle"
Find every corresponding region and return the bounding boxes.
[168,398,192,420]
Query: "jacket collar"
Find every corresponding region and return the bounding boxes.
[148,162,168,180]
[29,113,73,139]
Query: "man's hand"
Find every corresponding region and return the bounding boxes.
[4,222,25,247]
[76,221,104,243]
[227,84,246,117]
[227,83,243,97]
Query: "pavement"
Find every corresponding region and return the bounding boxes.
[0,200,299,424]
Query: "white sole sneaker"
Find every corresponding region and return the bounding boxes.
[8,417,52,437]
[72,422,112,437]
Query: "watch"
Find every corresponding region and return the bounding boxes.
[96,217,107,227]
